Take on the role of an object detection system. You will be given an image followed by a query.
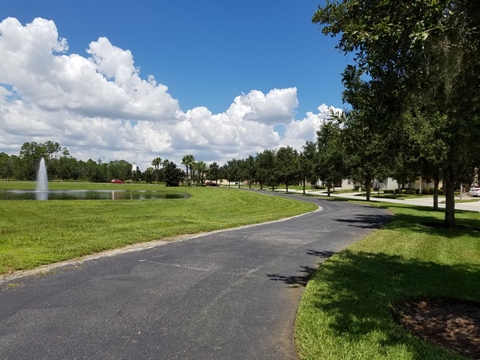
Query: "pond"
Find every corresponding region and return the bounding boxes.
[0,190,190,201]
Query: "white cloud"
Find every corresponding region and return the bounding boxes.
[0,17,342,170]
[281,104,342,149]
[0,18,179,121]
[226,88,298,125]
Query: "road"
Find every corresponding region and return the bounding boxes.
[0,193,391,360]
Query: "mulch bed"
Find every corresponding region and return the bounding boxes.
[393,298,480,359]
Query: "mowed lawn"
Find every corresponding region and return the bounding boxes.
[0,182,316,274]
[295,203,480,360]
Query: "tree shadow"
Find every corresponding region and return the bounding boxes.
[306,250,336,258]
[267,266,316,288]
[335,214,392,229]
[335,205,479,238]
[299,250,480,358]
[267,250,337,288]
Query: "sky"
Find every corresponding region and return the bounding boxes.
[0,0,348,170]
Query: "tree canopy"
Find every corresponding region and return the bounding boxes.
[313,0,480,226]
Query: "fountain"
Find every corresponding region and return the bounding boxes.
[0,158,189,200]
[36,158,48,200]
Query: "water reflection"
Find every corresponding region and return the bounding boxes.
[0,190,190,201]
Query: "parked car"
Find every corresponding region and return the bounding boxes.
[111,179,124,184]
[468,187,480,197]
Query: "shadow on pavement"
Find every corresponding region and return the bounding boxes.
[335,213,392,229]
[267,250,337,288]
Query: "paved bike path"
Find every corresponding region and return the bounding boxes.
[0,194,391,359]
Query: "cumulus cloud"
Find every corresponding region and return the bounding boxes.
[0,17,179,121]
[0,17,342,170]
[281,104,342,149]
[225,88,298,125]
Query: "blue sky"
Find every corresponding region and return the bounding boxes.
[0,0,348,169]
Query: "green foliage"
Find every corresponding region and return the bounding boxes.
[316,116,347,194]
[298,141,319,193]
[207,161,220,183]
[255,149,277,189]
[243,155,257,188]
[275,146,299,192]
[163,161,184,186]
[1,142,138,183]
[181,155,195,185]
[313,0,480,226]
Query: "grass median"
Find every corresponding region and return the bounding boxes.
[295,202,480,360]
[0,182,316,274]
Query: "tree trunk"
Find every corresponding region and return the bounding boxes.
[327,183,331,197]
[365,176,371,201]
[433,176,440,211]
[444,170,456,227]
[302,178,306,195]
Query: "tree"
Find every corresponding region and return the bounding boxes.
[316,117,346,197]
[341,109,390,201]
[143,167,155,184]
[313,0,480,225]
[0,153,14,180]
[275,146,299,193]
[19,142,48,180]
[182,155,195,186]
[225,159,240,187]
[207,162,220,184]
[163,161,184,186]
[255,150,278,190]
[298,142,319,194]
[243,155,257,189]
[151,157,162,182]
[196,161,207,185]
[219,163,229,187]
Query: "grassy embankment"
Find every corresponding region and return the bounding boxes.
[0,181,316,274]
[295,202,480,360]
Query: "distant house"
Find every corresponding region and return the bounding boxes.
[373,178,398,190]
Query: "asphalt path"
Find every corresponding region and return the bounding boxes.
[0,193,391,360]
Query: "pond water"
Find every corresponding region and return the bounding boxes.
[0,190,190,201]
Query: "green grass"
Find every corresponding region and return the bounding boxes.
[0,181,316,274]
[295,204,480,360]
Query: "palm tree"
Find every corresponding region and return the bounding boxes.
[151,157,162,182]
[196,161,207,185]
[181,155,189,183]
[182,155,195,186]
[190,161,198,186]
